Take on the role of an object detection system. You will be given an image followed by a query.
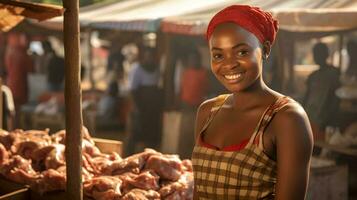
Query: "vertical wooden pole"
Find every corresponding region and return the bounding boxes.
[63,0,83,200]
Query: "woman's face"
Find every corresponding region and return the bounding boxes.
[209,22,264,93]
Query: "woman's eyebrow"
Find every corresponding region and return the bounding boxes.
[211,43,247,51]
[232,43,248,49]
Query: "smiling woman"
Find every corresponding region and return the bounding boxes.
[191,5,313,200]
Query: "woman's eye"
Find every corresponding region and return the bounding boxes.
[212,53,223,61]
[237,50,249,57]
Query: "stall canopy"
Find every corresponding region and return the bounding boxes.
[32,0,357,33]
[0,0,64,32]
[162,0,357,35]
[38,0,248,32]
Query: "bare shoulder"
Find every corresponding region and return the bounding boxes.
[272,99,314,149]
[272,100,310,133]
[197,98,216,117]
[194,95,227,139]
[278,100,308,121]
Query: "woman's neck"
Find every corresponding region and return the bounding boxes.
[231,78,275,110]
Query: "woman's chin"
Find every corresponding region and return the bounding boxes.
[224,82,258,93]
[224,84,246,93]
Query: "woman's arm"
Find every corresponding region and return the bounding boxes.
[272,103,314,200]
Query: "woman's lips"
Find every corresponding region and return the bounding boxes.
[223,72,245,83]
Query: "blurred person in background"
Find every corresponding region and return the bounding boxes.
[303,42,340,132]
[0,33,6,78]
[4,32,34,127]
[345,40,357,78]
[41,40,65,92]
[125,47,163,155]
[336,40,357,133]
[106,39,125,83]
[177,48,208,158]
[96,81,120,129]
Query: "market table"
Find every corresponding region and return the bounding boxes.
[314,140,357,157]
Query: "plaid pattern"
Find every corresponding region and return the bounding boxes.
[192,95,290,199]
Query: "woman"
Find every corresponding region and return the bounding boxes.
[192,5,313,200]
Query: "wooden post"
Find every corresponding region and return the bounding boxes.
[63,0,83,200]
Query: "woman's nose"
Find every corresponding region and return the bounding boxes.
[222,55,238,69]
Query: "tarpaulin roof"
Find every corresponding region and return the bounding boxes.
[38,0,243,32]
[0,0,64,32]
[162,0,357,35]
[34,0,357,34]
[37,0,146,31]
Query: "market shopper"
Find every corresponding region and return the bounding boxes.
[303,42,340,130]
[106,42,125,77]
[5,33,34,128]
[192,5,313,199]
[126,47,163,155]
[96,81,120,129]
[42,40,65,91]
[346,40,357,77]
[177,48,208,158]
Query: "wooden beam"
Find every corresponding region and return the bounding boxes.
[0,0,64,21]
[63,0,82,199]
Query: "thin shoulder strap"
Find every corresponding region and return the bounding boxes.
[256,96,291,149]
[198,94,230,136]
[247,96,290,147]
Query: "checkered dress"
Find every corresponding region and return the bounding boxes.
[192,94,290,200]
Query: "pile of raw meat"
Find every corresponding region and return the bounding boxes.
[0,128,193,200]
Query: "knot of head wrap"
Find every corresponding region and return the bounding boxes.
[206,5,278,45]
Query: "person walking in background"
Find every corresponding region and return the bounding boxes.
[178,48,208,158]
[96,81,120,129]
[125,47,163,155]
[106,40,125,85]
[41,40,65,92]
[4,33,34,128]
[107,44,124,74]
[345,40,357,78]
[303,42,340,131]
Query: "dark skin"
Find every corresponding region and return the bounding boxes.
[194,23,313,200]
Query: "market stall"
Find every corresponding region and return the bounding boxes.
[0,1,194,199]
[1,1,354,198]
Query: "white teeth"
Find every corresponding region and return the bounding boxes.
[224,73,242,80]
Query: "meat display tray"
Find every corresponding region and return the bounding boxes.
[0,177,93,200]
[0,137,122,200]
[0,177,29,200]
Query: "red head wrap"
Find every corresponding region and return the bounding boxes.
[206,5,278,45]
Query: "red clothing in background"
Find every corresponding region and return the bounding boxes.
[5,46,34,106]
[180,67,208,106]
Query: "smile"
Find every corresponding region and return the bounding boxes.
[224,72,244,81]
